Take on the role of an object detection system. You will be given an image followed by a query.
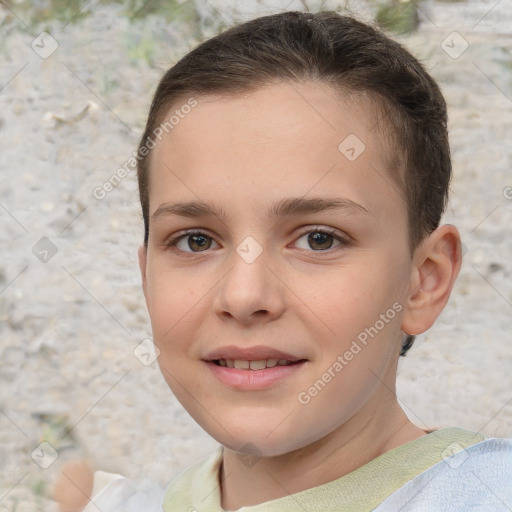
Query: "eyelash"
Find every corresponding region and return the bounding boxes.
[164,226,350,257]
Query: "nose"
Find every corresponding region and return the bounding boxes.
[214,241,286,326]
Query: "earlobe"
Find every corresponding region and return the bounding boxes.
[401,224,462,336]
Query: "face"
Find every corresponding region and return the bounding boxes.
[139,81,415,456]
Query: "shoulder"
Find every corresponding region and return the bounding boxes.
[162,446,224,511]
[82,470,165,512]
[80,447,224,512]
[374,437,512,511]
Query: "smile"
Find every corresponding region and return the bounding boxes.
[214,358,297,370]
[206,359,308,390]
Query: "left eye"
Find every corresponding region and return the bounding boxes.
[294,229,344,251]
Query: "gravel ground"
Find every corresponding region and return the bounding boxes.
[0,0,511,509]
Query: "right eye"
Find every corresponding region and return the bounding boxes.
[166,230,220,255]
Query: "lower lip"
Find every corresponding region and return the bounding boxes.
[205,360,307,390]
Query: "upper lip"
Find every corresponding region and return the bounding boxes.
[204,345,305,362]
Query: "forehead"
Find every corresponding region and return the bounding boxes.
[155,81,381,154]
[148,81,404,224]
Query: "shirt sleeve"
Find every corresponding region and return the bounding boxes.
[82,470,165,512]
[372,438,512,512]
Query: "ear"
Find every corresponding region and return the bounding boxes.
[138,245,149,305]
[401,224,462,336]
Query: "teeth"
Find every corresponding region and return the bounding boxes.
[216,358,294,370]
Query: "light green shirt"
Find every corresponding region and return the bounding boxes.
[163,427,485,511]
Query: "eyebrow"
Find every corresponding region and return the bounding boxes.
[151,196,370,223]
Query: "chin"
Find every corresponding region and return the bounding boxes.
[221,435,300,458]
[199,415,314,458]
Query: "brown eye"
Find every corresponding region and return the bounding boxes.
[307,232,335,250]
[294,228,346,252]
[184,234,212,252]
[167,231,218,253]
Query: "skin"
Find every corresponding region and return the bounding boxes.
[138,81,462,509]
[54,80,462,511]
[52,460,93,512]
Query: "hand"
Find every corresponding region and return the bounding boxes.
[52,459,94,512]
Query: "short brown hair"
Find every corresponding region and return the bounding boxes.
[136,10,452,355]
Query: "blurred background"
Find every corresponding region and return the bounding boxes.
[0,0,511,509]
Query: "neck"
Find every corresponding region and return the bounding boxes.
[219,397,426,510]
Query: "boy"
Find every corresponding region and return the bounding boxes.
[54,10,512,512]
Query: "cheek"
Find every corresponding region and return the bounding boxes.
[292,260,408,377]
[145,263,203,344]
[294,259,403,332]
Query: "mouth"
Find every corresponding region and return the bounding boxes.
[205,344,306,367]
[211,358,307,370]
[203,345,308,388]
[205,357,308,390]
